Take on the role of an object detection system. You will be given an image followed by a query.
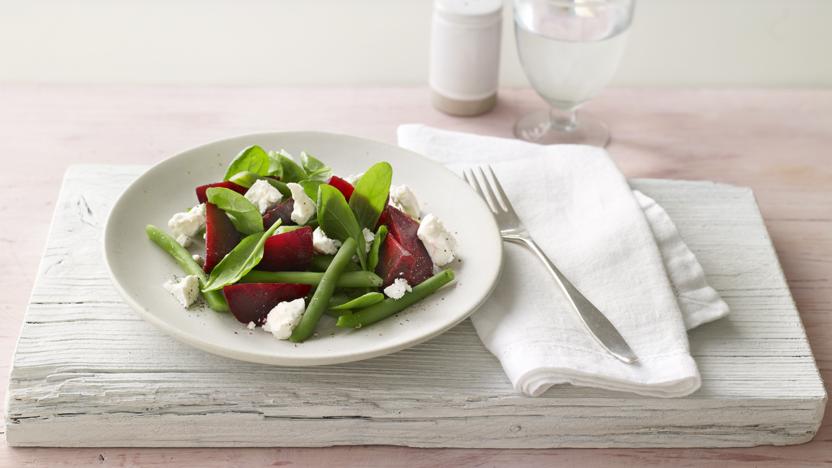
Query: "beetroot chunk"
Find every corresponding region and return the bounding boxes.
[379,205,421,250]
[375,234,415,286]
[204,203,242,273]
[328,176,355,201]
[196,181,247,204]
[223,283,311,325]
[377,206,433,285]
[263,199,295,229]
[375,233,433,287]
[259,226,313,271]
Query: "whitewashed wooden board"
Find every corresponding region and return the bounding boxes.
[4,165,826,448]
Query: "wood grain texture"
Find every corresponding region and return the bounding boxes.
[0,85,830,465]
[3,166,825,448]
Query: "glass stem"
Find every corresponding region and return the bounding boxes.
[549,107,578,132]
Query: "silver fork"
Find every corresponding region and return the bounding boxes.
[463,165,638,365]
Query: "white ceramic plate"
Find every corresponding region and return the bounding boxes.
[104,131,502,366]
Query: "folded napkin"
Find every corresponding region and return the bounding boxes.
[398,124,729,398]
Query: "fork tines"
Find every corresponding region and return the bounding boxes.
[463,165,511,214]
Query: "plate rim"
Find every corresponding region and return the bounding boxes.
[103,130,503,366]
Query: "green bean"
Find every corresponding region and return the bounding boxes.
[310,255,333,272]
[240,270,382,288]
[311,254,360,272]
[328,294,351,308]
[331,292,384,310]
[336,270,455,329]
[290,237,357,342]
[367,225,387,271]
[323,294,356,317]
[324,291,386,317]
[145,225,229,313]
[325,309,352,318]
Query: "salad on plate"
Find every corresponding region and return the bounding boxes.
[145,145,458,343]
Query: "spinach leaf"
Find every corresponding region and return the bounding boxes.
[300,151,331,181]
[317,184,366,268]
[367,224,388,272]
[269,150,307,183]
[224,145,271,180]
[228,170,259,188]
[349,162,392,230]
[331,292,384,310]
[299,179,324,200]
[206,187,263,235]
[229,171,290,197]
[276,225,305,234]
[267,152,283,178]
[267,178,291,197]
[203,220,281,291]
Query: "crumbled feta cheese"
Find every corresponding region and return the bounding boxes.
[244,179,283,214]
[417,214,457,267]
[312,227,341,254]
[192,254,204,267]
[247,321,256,330]
[176,234,192,248]
[344,172,363,185]
[168,203,206,243]
[262,298,306,340]
[384,278,412,300]
[163,275,200,308]
[389,185,421,219]
[362,228,375,253]
[287,182,316,224]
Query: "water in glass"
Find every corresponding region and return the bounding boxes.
[513,0,635,146]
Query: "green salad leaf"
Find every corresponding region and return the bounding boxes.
[331,292,385,310]
[269,150,307,183]
[205,187,263,235]
[317,184,366,268]
[349,162,392,231]
[224,145,270,180]
[229,171,291,197]
[228,170,260,188]
[300,151,331,181]
[267,152,283,178]
[299,179,324,200]
[367,224,388,272]
[276,225,305,234]
[203,221,281,291]
[267,178,291,197]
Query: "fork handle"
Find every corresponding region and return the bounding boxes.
[505,236,639,364]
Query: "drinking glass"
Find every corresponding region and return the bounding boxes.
[513,0,635,146]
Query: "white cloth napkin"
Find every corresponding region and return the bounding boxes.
[398,124,729,398]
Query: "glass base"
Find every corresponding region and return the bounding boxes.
[514,109,610,147]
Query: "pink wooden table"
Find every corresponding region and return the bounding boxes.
[0,85,830,466]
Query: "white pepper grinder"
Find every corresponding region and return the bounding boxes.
[429,0,503,117]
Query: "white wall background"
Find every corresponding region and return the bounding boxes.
[2,0,830,87]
